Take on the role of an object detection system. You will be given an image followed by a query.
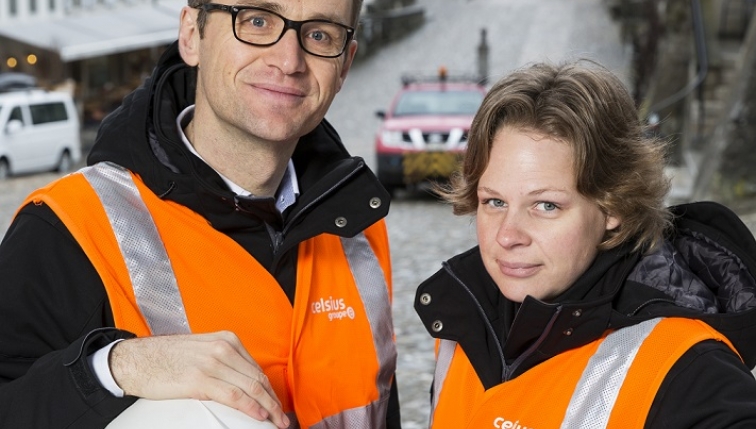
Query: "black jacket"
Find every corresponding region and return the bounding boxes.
[0,42,400,428]
[415,201,756,428]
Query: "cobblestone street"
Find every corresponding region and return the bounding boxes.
[386,193,477,427]
[0,172,59,232]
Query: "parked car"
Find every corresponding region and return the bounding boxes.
[0,82,81,180]
[374,69,486,195]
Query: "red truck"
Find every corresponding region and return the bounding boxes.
[374,69,487,195]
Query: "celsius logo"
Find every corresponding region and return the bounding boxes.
[311,296,355,321]
[493,418,533,429]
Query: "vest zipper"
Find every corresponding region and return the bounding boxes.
[503,306,562,381]
[442,262,568,383]
[271,229,284,255]
[442,262,507,379]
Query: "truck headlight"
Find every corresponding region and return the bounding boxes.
[380,130,405,147]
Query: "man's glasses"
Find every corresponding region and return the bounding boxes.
[196,3,355,58]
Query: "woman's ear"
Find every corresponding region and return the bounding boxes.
[605,213,621,231]
[178,6,200,67]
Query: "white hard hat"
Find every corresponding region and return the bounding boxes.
[106,399,279,429]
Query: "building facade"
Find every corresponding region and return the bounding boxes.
[0,0,182,124]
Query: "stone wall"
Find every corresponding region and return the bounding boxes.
[696,6,756,206]
[607,0,756,208]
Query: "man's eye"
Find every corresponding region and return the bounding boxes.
[237,11,272,30]
[306,29,332,43]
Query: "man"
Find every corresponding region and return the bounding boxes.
[0,0,400,427]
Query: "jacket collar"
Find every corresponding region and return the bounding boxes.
[414,244,639,389]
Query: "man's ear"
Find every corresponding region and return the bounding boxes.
[178,6,200,67]
[336,40,358,92]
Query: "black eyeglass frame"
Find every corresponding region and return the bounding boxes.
[196,3,356,58]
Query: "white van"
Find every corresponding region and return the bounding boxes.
[0,88,82,179]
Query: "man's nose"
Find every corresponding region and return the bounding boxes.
[264,28,307,74]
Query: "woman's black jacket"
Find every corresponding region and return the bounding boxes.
[416,201,756,428]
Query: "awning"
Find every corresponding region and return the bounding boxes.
[0,0,185,62]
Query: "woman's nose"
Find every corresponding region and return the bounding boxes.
[496,213,531,249]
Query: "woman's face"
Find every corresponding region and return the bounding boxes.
[476,126,620,302]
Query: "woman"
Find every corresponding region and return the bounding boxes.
[415,61,756,428]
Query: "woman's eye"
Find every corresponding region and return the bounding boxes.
[481,198,505,208]
[536,202,558,211]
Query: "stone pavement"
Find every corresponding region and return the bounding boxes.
[0,172,60,233]
[386,194,478,428]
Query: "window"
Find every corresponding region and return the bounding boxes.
[30,102,68,125]
[8,106,23,123]
[30,0,37,13]
[394,90,484,116]
[4,106,24,129]
[10,0,17,15]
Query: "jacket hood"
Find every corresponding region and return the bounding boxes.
[86,41,389,243]
[619,201,756,366]
[88,41,194,194]
[415,201,756,388]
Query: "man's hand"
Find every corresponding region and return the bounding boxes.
[109,331,290,428]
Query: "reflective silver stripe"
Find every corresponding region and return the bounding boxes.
[310,398,391,429]
[308,234,396,428]
[429,339,456,427]
[560,317,662,429]
[81,162,191,335]
[341,233,396,394]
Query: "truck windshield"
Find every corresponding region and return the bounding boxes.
[393,90,483,116]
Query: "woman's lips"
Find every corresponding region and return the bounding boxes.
[497,260,541,278]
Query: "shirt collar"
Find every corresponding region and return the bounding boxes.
[176,105,300,213]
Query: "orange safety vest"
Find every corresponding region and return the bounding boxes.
[23,162,396,428]
[430,317,739,429]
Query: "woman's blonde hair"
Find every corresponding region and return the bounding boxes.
[440,60,672,253]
